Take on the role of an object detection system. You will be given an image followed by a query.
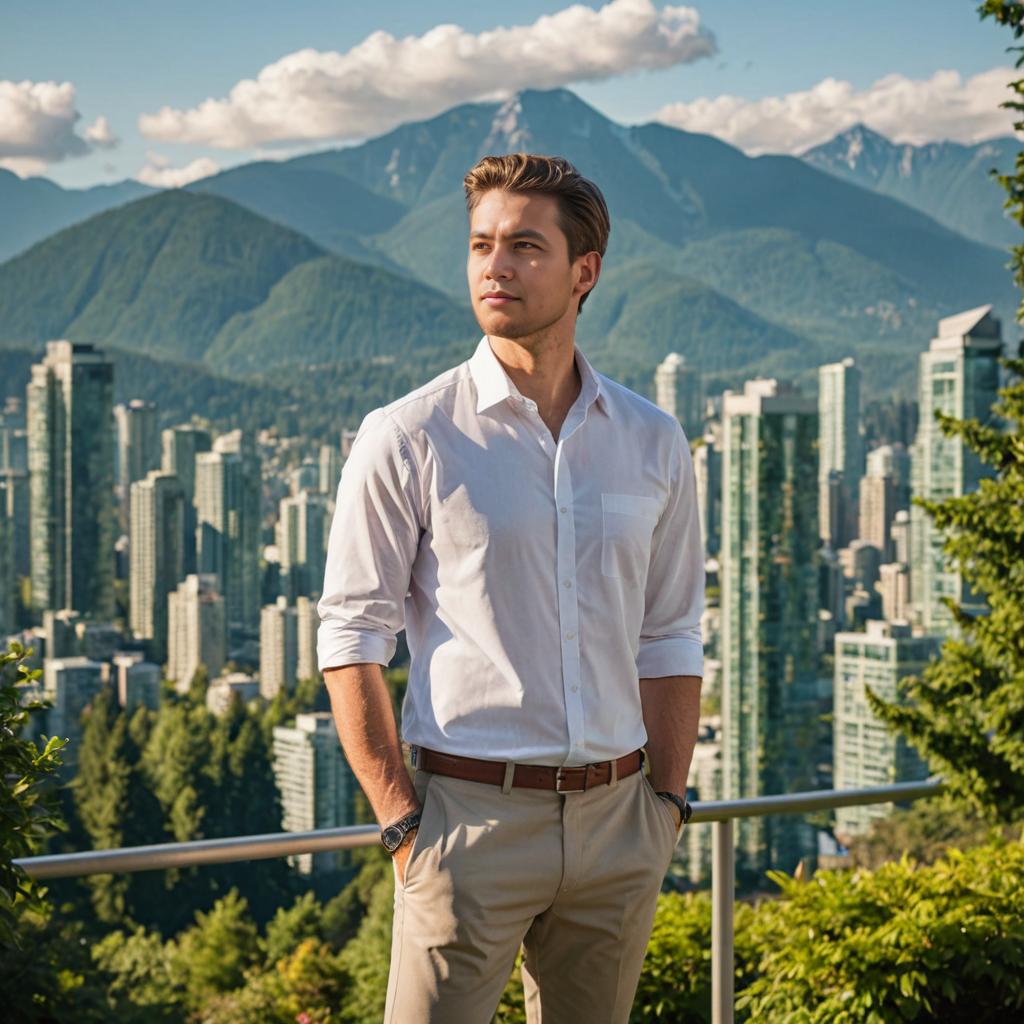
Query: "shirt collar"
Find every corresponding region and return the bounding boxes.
[468,336,610,418]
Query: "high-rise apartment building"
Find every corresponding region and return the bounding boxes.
[818,358,862,547]
[654,352,703,440]
[0,397,28,473]
[112,653,162,712]
[720,379,820,875]
[859,468,896,561]
[693,426,721,557]
[272,712,358,875]
[866,443,911,511]
[289,460,320,496]
[167,573,226,692]
[1,469,30,578]
[877,562,911,622]
[833,621,940,837]
[114,399,160,528]
[161,423,211,574]
[0,478,13,635]
[276,490,328,600]
[319,444,342,497]
[910,306,1002,631]
[27,341,115,617]
[130,470,185,663]
[260,596,298,700]
[196,437,260,636]
[44,656,105,775]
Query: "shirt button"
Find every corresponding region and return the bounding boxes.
[564,631,575,640]
[563,579,573,588]
[571,685,579,693]
[559,505,568,513]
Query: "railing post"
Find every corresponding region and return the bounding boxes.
[711,818,734,1024]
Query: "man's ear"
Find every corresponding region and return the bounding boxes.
[574,251,602,299]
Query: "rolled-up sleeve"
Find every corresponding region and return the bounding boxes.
[317,410,422,672]
[637,424,705,679]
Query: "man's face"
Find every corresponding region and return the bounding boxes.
[467,189,592,342]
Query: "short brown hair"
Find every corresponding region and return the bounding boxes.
[464,153,610,311]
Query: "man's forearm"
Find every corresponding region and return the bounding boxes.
[323,662,419,826]
[639,675,702,795]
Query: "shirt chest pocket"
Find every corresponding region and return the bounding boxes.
[601,493,661,588]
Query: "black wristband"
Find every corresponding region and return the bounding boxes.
[655,791,692,826]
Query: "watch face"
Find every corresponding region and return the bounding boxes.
[381,825,402,852]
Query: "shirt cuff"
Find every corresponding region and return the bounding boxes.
[637,636,704,680]
[317,626,397,673]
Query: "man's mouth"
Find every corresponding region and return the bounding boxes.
[481,292,518,305]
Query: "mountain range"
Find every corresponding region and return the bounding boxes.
[0,88,1018,413]
[801,123,1018,251]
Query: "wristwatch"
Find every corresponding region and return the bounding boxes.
[655,791,693,827]
[380,809,421,854]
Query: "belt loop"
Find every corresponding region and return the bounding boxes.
[609,756,618,789]
[501,760,516,795]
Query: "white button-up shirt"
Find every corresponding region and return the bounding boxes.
[317,336,704,766]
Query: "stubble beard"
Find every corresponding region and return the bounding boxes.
[476,298,574,350]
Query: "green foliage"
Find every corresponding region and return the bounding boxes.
[334,867,398,1023]
[737,840,1024,1022]
[980,0,1024,319]
[845,794,1016,870]
[91,927,185,1022]
[171,888,260,1010]
[630,893,755,1023]
[0,640,67,947]
[261,890,323,966]
[0,189,476,377]
[71,682,292,935]
[200,938,350,1024]
[868,323,1024,819]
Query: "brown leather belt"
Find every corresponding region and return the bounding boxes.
[414,747,643,793]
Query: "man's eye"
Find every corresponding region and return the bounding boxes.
[471,242,490,252]
[515,241,535,249]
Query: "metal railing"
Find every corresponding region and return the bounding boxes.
[14,777,943,1024]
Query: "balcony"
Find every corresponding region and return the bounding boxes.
[15,777,943,1023]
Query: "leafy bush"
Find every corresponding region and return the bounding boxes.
[737,840,1024,1022]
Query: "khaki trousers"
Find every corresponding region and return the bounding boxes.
[383,764,679,1024]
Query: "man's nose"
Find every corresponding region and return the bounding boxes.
[484,245,513,279]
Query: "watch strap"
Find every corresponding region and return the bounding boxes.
[655,791,692,826]
[380,809,421,854]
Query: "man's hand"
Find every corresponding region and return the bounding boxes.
[659,794,683,829]
[393,827,419,886]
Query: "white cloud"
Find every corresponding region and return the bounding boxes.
[0,79,117,176]
[655,67,1020,155]
[135,153,220,188]
[139,0,715,149]
[84,115,119,149]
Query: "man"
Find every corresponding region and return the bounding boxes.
[318,153,704,1023]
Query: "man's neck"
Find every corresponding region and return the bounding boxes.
[487,331,581,441]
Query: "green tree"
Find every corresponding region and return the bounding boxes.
[0,642,112,1021]
[736,840,1024,1022]
[171,888,260,1011]
[72,691,168,926]
[866,3,1024,824]
[261,890,323,966]
[0,641,67,945]
[91,926,185,1022]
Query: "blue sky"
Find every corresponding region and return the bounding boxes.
[3,0,1015,189]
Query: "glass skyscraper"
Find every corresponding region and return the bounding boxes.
[720,379,820,877]
[26,341,115,618]
[910,306,1002,631]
